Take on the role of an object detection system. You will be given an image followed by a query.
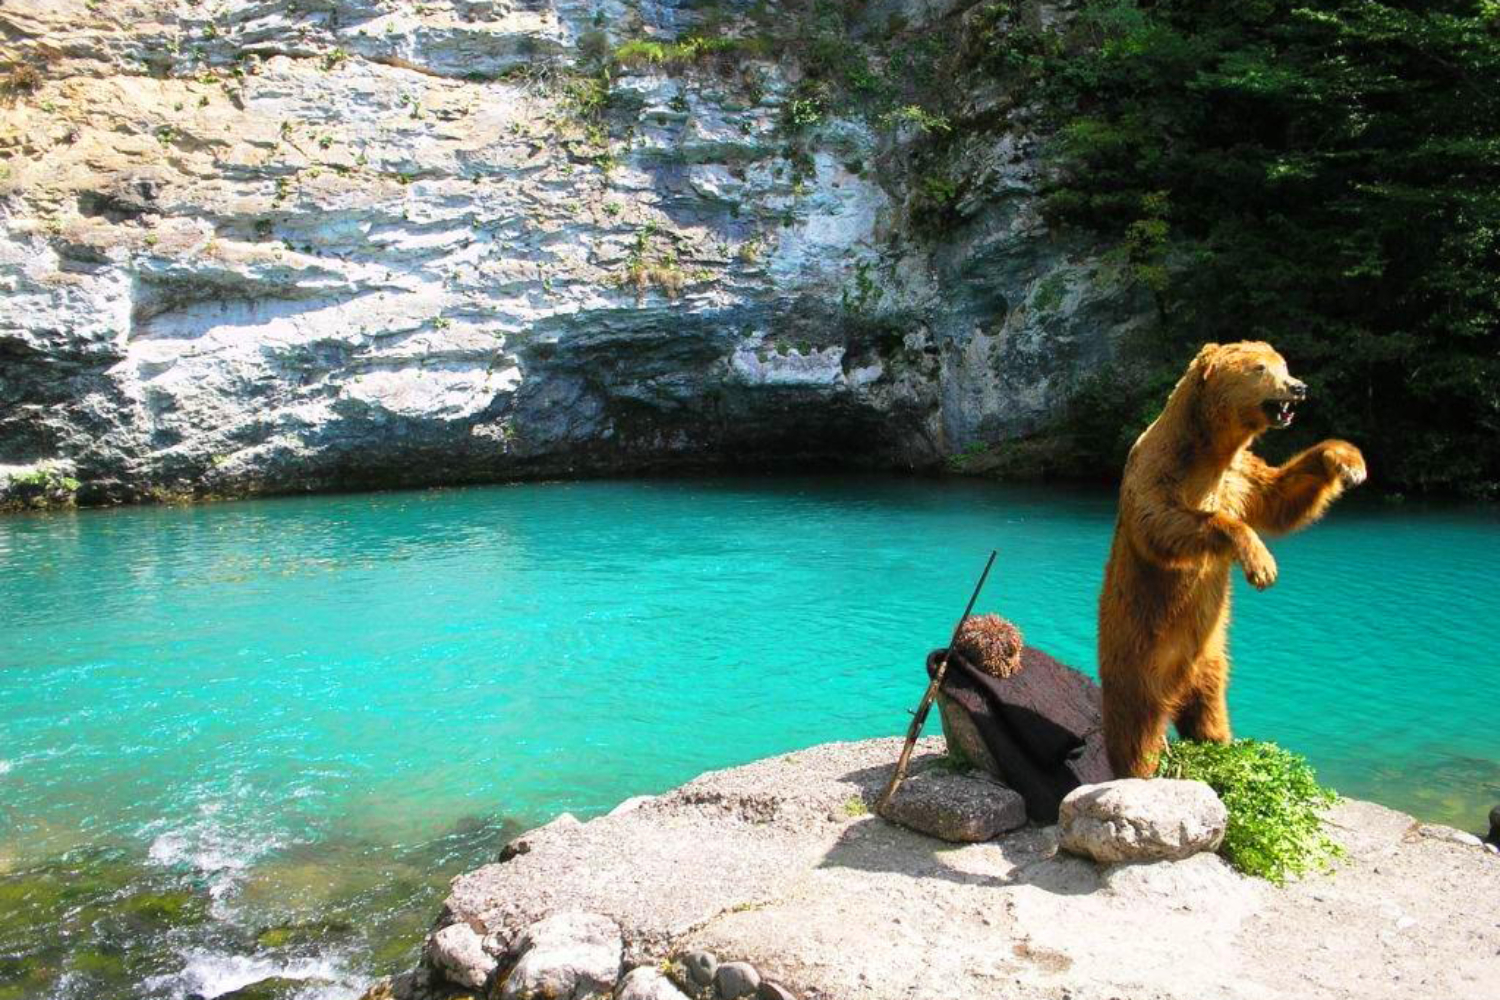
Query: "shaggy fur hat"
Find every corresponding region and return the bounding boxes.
[954,614,1024,679]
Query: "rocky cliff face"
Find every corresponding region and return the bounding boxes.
[0,0,1148,505]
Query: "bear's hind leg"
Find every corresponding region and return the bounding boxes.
[1102,674,1172,778]
[1174,655,1232,744]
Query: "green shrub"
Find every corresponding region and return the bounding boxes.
[611,36,763,71]
[1156,739,1342,885]
[880,104,951,135]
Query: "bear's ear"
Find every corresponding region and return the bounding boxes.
[1192,342,1221,382]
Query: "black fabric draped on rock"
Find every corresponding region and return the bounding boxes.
[928,645,1114,823]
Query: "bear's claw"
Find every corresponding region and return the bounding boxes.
[1239,536,1278,590]
[1322,441,1367,488]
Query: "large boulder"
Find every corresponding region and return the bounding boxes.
[498,911,623,1000]
[1059,779,1227,864]
[426,922,497,991]
[879,765,1027,843]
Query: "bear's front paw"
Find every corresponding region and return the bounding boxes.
[1240,539,1278,591]
[1322,441,1367,488]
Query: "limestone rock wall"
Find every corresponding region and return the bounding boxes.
[0,0,1148,503]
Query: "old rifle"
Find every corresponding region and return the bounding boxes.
[876,548,997,812]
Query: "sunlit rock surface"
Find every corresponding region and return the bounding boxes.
[372,739,1500,1000]
[0,0,1148,502]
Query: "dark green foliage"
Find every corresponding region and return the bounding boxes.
[1157,739,1342,884]
[909,172,963,231]
[1032,0,1500,496]
[611,35,769,70]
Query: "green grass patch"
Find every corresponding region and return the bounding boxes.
[611,35,767,71]
[1156,739,1342,885]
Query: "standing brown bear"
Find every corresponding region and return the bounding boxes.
[1098,342,1367,778]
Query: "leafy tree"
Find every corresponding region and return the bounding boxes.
[1036,0,1500,495]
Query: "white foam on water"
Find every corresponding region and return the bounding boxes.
[143,793,289,918]
[0,743,86,774]
[137,781,372,1000]
[144,948,369,1000]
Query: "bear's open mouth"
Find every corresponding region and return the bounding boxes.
[1263,398,1297,429]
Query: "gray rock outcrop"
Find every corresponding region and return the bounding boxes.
[424,922,496,991]
[0,0,1150,507]
[1059,778,1228,864]
[375,738,1500,1000]
[498,911,623,1000]
[877,764,1026,842]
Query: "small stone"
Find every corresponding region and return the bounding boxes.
[714,961,761,999]
[758,982,797,1000]
[498,911,622,1000]
[1417,824,1482,848]
[683,949,718,986]
[878,767,1027,843]
[616,967,691,1000]
[1489,803,1499,843]
[427,922,497,991]
[1059,779,1227,864]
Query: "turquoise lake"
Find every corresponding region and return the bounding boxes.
[2,476,1498,999]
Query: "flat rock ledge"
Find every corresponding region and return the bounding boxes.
[370,738,1500,1000]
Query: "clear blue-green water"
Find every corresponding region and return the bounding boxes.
[2,476,1497,999]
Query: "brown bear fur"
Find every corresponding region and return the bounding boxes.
[1098,342,1367,778]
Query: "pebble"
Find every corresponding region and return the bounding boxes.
[715,961,761,999]
[684,949,718,986]
[758,982,797,1000]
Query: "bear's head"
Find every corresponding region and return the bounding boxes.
[1190,341,1307,434]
